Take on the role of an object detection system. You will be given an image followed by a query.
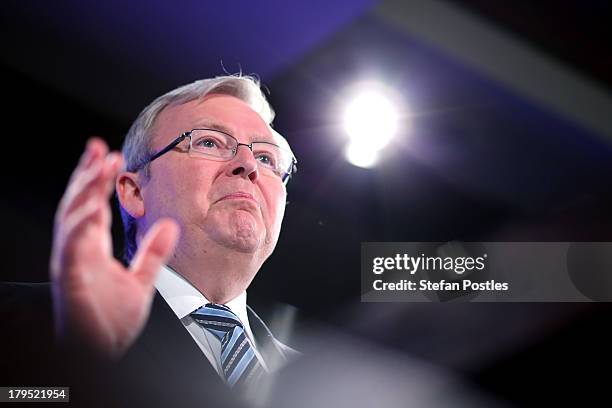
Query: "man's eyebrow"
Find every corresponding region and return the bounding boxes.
[191,120,234,135]
[191,120,276,144]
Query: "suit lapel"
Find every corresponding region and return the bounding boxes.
[124,291,297,398]
[116,292,246,407]
[130,292,225,389]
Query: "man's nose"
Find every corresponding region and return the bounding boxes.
[227,144,259,182]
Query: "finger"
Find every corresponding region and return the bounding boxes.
[67,138,108,185]
[62,199,102,247]
[91,153,124,228]
[55,152,122,258]
[102,152,124,200]
[52,153,123,281]
[57,158,104,220]
[52,197,104,278]
[59,153,122,257]
[130,219,180,289]
[78,138,105,168]
[58,139,108,220]
[58,152,121,223]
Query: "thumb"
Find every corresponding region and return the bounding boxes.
[130,218,180,288]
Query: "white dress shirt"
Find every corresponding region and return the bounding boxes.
[154,265,268,377]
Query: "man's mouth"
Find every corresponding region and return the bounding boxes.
[217,192,259,205]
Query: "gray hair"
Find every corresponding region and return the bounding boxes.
[120,75,277,263]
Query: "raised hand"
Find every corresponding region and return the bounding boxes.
[50,138,179,359]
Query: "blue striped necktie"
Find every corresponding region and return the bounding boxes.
[190,303,265,388]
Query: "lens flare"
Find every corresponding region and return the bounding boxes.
[342,83,402,168]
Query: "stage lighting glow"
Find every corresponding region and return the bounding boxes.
[343,88,399,152]
[341,82,403,168]
[345,142,379,168]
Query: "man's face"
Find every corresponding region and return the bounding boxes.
[139,94,287,263]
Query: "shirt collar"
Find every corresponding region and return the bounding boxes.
[154,265,250,328]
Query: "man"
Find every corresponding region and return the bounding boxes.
[3,75,298,406]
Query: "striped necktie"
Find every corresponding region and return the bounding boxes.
[190,303,265,388]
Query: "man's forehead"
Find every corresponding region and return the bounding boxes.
[155,97,292,152]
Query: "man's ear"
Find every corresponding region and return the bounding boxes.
[116,171,145,218]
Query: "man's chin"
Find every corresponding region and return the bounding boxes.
[203,210,265,253]
[217,234,261,253]
[212,228,263,254]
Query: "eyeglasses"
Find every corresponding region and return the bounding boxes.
[140,128,297,184]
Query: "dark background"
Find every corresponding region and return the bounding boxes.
[2,1,612,405]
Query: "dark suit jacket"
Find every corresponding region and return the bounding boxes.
[0,282,298,407]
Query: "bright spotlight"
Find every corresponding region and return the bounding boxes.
[345,142,379,168]
[343,85,399,153]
